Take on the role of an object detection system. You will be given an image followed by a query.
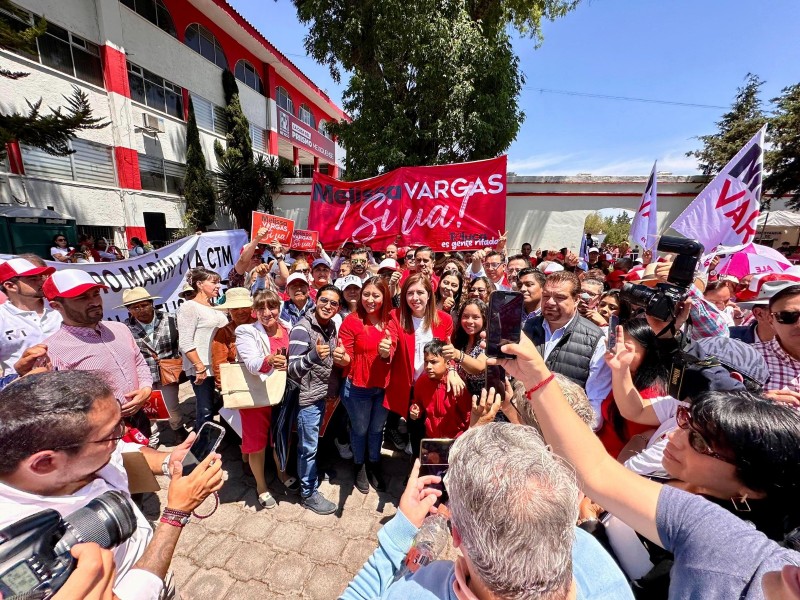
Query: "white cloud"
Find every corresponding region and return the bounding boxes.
[507,148,701,176]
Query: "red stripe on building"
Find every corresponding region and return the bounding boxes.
[115,146,142,189]
[102,45,130,97]
[5,142,24,174]
[126,226,148,245]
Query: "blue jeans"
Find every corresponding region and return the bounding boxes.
[296,399,326,498]
[190,375,217,432]
[341,380,388,464]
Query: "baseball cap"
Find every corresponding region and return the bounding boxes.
[543,263,564,274]
[588,248,599,254]
[686,337,770,389]
[335,275,363,290]
[396,247,408,260]
[286,272,309,287]
[0,258,55,283]
[311,258,331,270]
[42,269,108,300]
[377,258,399,272]
[576,260,589,272]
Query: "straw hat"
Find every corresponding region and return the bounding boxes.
[116,286,161,308]
[178,282,195,298]
[214,286,253,310]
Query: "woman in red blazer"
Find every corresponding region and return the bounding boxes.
[385,273,462,456]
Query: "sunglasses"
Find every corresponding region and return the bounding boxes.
[350,259,367,265]
[295,268,310,274]
[317,296,340,308]
[675,406,734,464]
[772,310,800,325]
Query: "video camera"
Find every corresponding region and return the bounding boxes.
[0,490,136,599]
[620,236,704,323]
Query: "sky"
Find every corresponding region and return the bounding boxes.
[231,0,800,176]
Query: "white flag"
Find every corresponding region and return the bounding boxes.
[671,125,766,269]
[630,161,658,251]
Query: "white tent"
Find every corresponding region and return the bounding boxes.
[757,211,800,227]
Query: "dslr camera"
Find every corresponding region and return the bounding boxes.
[620,236,704,322]
[0,491,136,599]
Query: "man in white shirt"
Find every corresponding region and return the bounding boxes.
[468,250,512,291]
[0,370,223,600]
[0,257,61,375]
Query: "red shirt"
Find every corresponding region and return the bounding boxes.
[596,385,661,458]
[338,312,393,388]
[414,375,471,439]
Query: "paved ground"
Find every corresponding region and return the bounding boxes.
[140,383,457,599]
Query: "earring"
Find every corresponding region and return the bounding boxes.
[731,494,751,512]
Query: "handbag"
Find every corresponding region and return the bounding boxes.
[220,331,287,409]
[148,316,184,386]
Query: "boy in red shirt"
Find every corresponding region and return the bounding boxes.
[410,339,471,441]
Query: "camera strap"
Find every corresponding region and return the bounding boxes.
[653,317,678,339]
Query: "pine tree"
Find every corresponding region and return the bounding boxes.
[764,83,800,209]
[687,73,768,176]
[182,99,217,231]
[0,0,106,157]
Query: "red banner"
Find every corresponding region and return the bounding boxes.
[308,157,507,251]
[251,212,295,246]
[291,228,319,251]
[143,390,170,420]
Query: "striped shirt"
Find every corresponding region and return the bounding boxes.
[753,338,800,392]
[44,322,153,404]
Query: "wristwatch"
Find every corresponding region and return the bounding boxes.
[160,507,191,528]
[161,455,172,479]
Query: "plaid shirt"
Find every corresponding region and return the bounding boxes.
[125,312,180,385]
[753,338,800,392]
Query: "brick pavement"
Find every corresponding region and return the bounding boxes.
[142,384,458,599]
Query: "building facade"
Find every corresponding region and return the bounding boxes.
[0,0,347,247]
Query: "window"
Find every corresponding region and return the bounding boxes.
[0,5,104,87]
[184,23,227,70]
[276,87,293,114]
[298,164,314,178]
[318,119,331,139]
[234,60,264,95]
[298,104,315,128]
[21,139,116,186]
[138,154,186,194]
[119,0,176,37]
[127,62,183,119]
[250,124,267,153]
[190,94,227,135]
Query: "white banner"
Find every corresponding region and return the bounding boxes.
[630,161,658,251]
[3,230,248,322]
[671,125,766,269]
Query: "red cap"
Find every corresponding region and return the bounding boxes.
[606,270,626,282]
[42,269,108,300]
[396,247,407,259]
[0,258,55,284]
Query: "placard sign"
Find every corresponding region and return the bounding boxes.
[291,228,319,251]
[251,212,295,246]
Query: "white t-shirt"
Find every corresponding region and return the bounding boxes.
[0,442,163,599]
[412,316,433,382]
[0,302,62,375]
[624,395,684,477]
[50,246,71,260]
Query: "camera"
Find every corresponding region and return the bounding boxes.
[0,490,136,599]
[620,236,704,322]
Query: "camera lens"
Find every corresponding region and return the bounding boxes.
[619,282,654,308]
[54,491,137,554]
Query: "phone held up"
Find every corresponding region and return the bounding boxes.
[485,291,523,360]
[607,314,619,350]
[419,438,455,507]
[181,422,225,476]
[484,364,506,397]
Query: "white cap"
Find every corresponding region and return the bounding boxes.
[0,258,54,283]
[335,275,363,290]
[377,258,399,272]
[43,269,107,300]
[286,272,309,287]
[543,263,564,274]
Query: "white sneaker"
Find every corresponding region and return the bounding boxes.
[335,439,353,460]
[404,441,413,456]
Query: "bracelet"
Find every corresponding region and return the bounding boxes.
[525,372,556,399]
[159,516,186,528]
[457,351,465,364]
[191,491,219,520]
[162,507,191,518]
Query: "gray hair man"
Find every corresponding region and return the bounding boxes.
[341,422,632,599]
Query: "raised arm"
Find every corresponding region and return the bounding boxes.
[605,326,660,426]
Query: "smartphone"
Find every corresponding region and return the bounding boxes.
[485,291,523,359]
[484,364,506,396]
[420,438,454,507]
[607,314,620,350]
[181,422,225,476]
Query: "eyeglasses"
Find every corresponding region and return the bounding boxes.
[53,419,126,450]
[350,259,367,265]
[675,406,734,464]
[127,302,152,312]
[484,262,502,269]
[772,310,800,325]
[317,297,340,308]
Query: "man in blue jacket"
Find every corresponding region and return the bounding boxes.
[342,422,632,599]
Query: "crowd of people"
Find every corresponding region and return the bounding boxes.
[0,225,799,599]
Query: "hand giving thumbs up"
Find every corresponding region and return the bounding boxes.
[316,336,331,360]
[378,328,392,359]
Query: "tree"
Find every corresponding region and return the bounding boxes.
[764,83,800,209]
[583,212,604,234]
[0,0,105,158]
[291,0,579,179]
[687,73,768,176]
[602,212,632,247]
[182,99,217,232]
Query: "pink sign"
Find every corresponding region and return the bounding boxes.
[251,211,295,246]
[291,228,319,251]
[277,107,335,162]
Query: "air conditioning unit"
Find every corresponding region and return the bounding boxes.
[142,113,165,133]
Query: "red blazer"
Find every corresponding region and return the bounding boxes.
[384,308,453,416]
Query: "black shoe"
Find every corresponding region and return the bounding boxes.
[354,463,369,494]
[172,427,190,444]
[386,427,407,451]
[302,491,337,515]
[367,460,387,492]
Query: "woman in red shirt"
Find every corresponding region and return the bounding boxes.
[338,276,394,493]
[385,273,460,457]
